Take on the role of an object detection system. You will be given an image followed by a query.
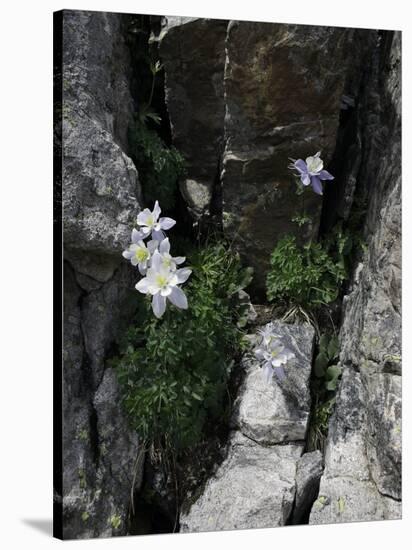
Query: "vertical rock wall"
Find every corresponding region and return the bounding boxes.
[160,19,352,290]
[310,31,401,524]
[61,10,143,539]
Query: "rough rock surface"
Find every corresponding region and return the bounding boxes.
[61,10,143,539]
[222,22,352,289]
[159,19,353,289]
[180,321,318,533]
[159,17,228,219]
[234,321,314,444]
[310,31,401,525]
[292,451,323,524]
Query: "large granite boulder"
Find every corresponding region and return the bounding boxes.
[310,31,401,525]
[60,10,143,539]
[180,321,318,532]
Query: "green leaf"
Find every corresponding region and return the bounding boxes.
[319,334,329,353]
[314,352,329,378]
[327,336,340,361]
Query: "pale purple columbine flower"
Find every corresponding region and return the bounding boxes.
[157,237,186,272]
[289,151,334,196]
[254,326,295,383]
[122,229,158,275]
[136,200,176,240]
[135,250,192,318]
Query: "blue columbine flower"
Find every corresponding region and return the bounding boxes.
[289,152,334,195]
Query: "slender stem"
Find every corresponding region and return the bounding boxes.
[148,72,156,107]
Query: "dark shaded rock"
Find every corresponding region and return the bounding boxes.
[222,21,353,289]
[61,10,143,539]
[292,451,323,524]
[159,17,228,219]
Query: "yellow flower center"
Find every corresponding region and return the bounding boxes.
[135,248,149,262]
[146,215,154,227]
[155,274,168,288]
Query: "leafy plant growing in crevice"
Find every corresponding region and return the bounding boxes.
[307,333,342,452]
[112,240,253,452]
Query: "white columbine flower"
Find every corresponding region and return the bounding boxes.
[157,237,186,271]
[122,230,158,275]
[254,327,295,383]
[135,250,192,318]
[136,200,176,241]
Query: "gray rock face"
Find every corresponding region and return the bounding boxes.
[159,17,228,219]
[61,10,143,539]
[292,451,323,524]
[310,31,401,525]
[181,321,318,533]
[234,321,314,444]
[222,22,351,289]
[62,10,141,253]
[159,19,353,289]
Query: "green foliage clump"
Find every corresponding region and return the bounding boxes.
[128,120,186,210]
[307,333,342,452]
[112,241,253,451]
[266,225,353,310]
[314,334,342,392]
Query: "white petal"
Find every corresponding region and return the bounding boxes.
[132,228,143,244]
[137,209,152,225]
[151,250,163,271]
[152,293,166,318]
[135,278,150,294]
[131,256,139,266]
[176,268,192,284]
[160,286,172,297]
[153,200,161,220]
[159,238,171,254]
[138,263,147,276]
[152,229,165,241]
[168,286,188,309]
[122,250,133,260]
[159,217,176,230]
[147,240,159,254]
[174,256,185,265]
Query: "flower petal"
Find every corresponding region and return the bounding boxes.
[152,293,166,318]
[135,278,150,294]
[160,286,172,297]
[122,250,133,260]
[147,239,159,254]
[152,229,165,241]
[176,268,192,284]
[174,256,186,265]
[293,159,308,174]
[159,217,176,230]
[301,173,311,186]
[318,170,334,181]
[159,237,171,254]
[311,175,323,195]
[151,250,163,271]
[168,286,188,309]
[138,264,147,276]
[153,200,161,220]
[273,366,286,381]
[132,228,144,244]
[137,208,152,225]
